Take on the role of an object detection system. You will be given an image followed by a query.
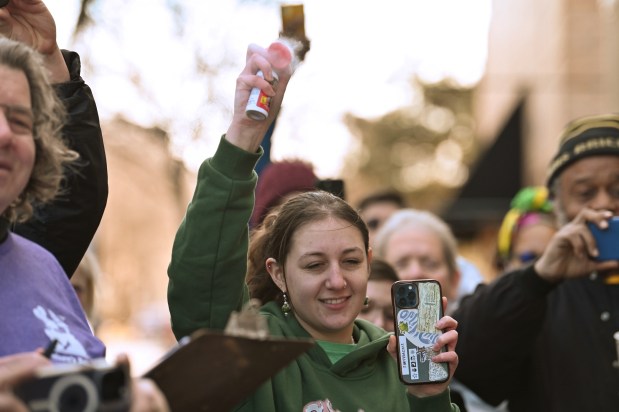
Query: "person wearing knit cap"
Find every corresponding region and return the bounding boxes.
[452,113,619,411]
[495,186,557,272]
[250,160,317,228]
[547,113,619,225]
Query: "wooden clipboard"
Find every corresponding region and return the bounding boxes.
[143,329,314,411]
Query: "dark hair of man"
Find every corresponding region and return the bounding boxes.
[356,191,406,212]
[369,258,399,282]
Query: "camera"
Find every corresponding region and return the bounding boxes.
[393,282,419,309]
[14,360,131,412]
[315,179,345,200]
[587,216,619,261]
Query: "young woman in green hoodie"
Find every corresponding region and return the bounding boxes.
[167,41,460,412]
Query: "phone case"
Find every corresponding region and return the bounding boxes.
[587,217,619,261]
[391,280,449,385]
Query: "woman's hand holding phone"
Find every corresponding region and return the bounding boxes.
[386,293,459,398]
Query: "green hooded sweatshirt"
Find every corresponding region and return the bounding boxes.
[168,137,458,412]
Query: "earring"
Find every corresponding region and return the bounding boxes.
[281,292,291,316]
[364,297,369,306]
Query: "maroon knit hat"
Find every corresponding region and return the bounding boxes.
[251,160,317,227]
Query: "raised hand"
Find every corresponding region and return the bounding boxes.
[387,297,459,398]
[0,0,68,82]
[225,42,293,153]
[534,208,619,282]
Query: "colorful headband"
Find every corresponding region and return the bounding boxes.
[497,186,553,261]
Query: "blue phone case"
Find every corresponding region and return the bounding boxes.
[588,217,619,261]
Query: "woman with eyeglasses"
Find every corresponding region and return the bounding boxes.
[496,186,557,273]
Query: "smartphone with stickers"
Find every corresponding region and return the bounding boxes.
[391,279,449,385]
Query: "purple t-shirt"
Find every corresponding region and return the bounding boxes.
[0,232,105,363]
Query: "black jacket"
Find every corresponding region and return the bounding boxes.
[453,265,619,411]
[13,50,108,278]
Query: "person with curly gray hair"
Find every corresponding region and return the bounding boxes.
[0,1,169,410]
[1,0,108,278]
[0,32,104,366]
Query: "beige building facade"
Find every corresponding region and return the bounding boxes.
[475,0,619,185]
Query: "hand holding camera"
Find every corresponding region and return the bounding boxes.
[534,209,619,282]
[12,353,170,412]
[587,216,619,261]
[0,352,51,412]
[13,358,131,412]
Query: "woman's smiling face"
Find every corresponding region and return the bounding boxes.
[279,216,371,344]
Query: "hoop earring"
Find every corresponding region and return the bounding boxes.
[281,292,291,316]
[364,297,369,306]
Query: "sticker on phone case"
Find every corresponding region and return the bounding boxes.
[396,299,448,383]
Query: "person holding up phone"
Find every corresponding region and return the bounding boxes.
[167,41,460,411]
[453,114,619,411]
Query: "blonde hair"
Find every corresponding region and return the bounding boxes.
[0,38,77,223]
[71,248,101,321]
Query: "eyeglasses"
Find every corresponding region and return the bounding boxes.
[517,251,539,265]
[366,218,381,230]
[0,103,34,135]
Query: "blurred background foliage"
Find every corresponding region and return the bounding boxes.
[344,79,477,212]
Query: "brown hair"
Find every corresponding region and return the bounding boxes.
[369,258,399,282]
[0,38,77,223]
[247,190,369,305]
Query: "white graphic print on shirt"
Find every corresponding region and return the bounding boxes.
[33,305,89,362]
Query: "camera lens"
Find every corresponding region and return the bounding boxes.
[408,291,417,307]
[58,383,89,412]
[395,283,419,308]
[50,374,98,412]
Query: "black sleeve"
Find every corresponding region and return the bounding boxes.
[451,265,556,405]
[13,50,108,278]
